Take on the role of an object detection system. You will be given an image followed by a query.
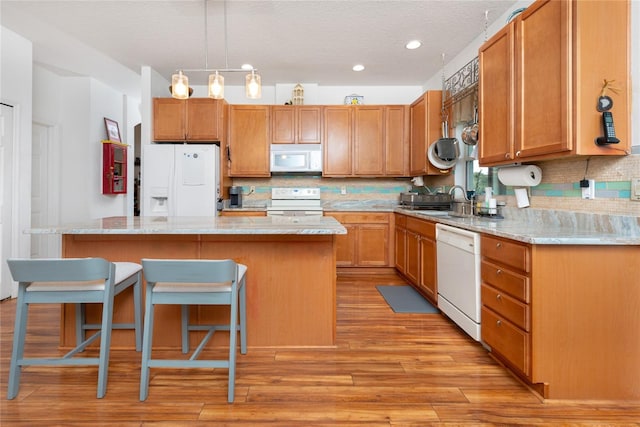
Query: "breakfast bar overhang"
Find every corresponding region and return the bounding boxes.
[33,216,347,349]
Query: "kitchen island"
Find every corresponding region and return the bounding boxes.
[32,216,347,349]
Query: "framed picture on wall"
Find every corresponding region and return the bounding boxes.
[104,118,122,143]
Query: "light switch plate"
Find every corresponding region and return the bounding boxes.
[631,177,640,201]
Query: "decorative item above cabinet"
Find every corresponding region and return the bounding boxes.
[478,0,630,166]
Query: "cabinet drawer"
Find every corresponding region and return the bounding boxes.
[327,212,389,224]
[406,217,435,238]
[481,307,530,377]
[481,235,530,273]
[481,284,530,331]
[395,213,407,228]
[481,260,530,303]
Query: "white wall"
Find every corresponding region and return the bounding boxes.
[1,27,33,263]
[1,24,141,298]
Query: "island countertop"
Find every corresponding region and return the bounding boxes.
[28,215,347,235]
[45,215,345,349]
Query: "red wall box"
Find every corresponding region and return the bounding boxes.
[102,141,127,194]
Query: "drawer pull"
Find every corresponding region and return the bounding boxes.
[496,294,502,301]
[496,242,502,249]
[496,269,502,275]
[496,320,502,327]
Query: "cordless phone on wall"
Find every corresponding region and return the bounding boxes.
[596,111,620,145]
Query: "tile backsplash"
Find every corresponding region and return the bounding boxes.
[508,155,640,216]
[231,154,639,217]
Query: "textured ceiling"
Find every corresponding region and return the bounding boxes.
[1,0,518,87]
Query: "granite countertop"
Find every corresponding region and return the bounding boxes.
[395,208,640,246]
[27,216,347,235]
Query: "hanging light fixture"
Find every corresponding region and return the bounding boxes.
[170,0,261,100]
[171,71,190,100]
[245,70,262,99]
[208,71,224,99]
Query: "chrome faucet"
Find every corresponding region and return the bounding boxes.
[448,185,469,201]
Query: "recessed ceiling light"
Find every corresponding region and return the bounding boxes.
[405,40,422,50]
[352,64,365,72]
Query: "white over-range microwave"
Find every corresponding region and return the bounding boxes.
[270,144,322,173]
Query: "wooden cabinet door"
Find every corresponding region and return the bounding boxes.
[186,98,221,141]
[394,226,406,274]
[353,106,384,175]
[228,105,270,177]
[335,224,357,267]
[323,106,352,176]
[272,106,322,144]
[410,91,445,175]
[405,230,420,285]
[419,236,437,302]
[385,105,409,176]
[271,106,296,144]
[297,106,322,144]
[410,95,426,175]
[479,23,515,165]
[153,98,186,141]
[356,224,389,267]
[515,0,571,159]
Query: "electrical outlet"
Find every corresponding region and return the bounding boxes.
[340,185,347,195]
[631,177,640,201]
[581,179,595,199]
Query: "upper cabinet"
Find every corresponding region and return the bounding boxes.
[353,106,385,175]
[384,105,410,176]
[228,105,270,177]
[410,91,451,175]
[323,105,410,177]
[271,106,322,144]
[153,98,225,142]
[478,0,630,166]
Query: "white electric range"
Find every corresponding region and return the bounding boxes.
[266,187,323,216]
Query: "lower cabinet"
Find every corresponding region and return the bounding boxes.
[480,235,531,378]
[394,214,407,274]
[395,213,437,303]
[480,235,640,400]
[327,212,392,267]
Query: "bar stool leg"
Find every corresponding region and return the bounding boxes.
[7,286,28,400]
[139,291,155,401]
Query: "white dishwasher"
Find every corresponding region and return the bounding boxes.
[436,224,482,341]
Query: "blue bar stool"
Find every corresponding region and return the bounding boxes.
[139,259,247,403]
[6,257,143,399]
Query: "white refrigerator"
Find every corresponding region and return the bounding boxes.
[141,144,220,216]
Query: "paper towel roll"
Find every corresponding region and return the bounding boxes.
[497,165,542,187]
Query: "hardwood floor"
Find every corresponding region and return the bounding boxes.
[1,271,639,426]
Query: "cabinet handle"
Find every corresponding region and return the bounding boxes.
[515,150,521,158]
[505,153,511,159]
[496,294,502,301]
[496,320,502,326]
[496,269,502,275]
[496,242,502,249]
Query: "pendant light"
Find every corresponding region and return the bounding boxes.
[170,0,262,100]
[208,71,224,99]
[171,71,190,100]
[245,69,262,99]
